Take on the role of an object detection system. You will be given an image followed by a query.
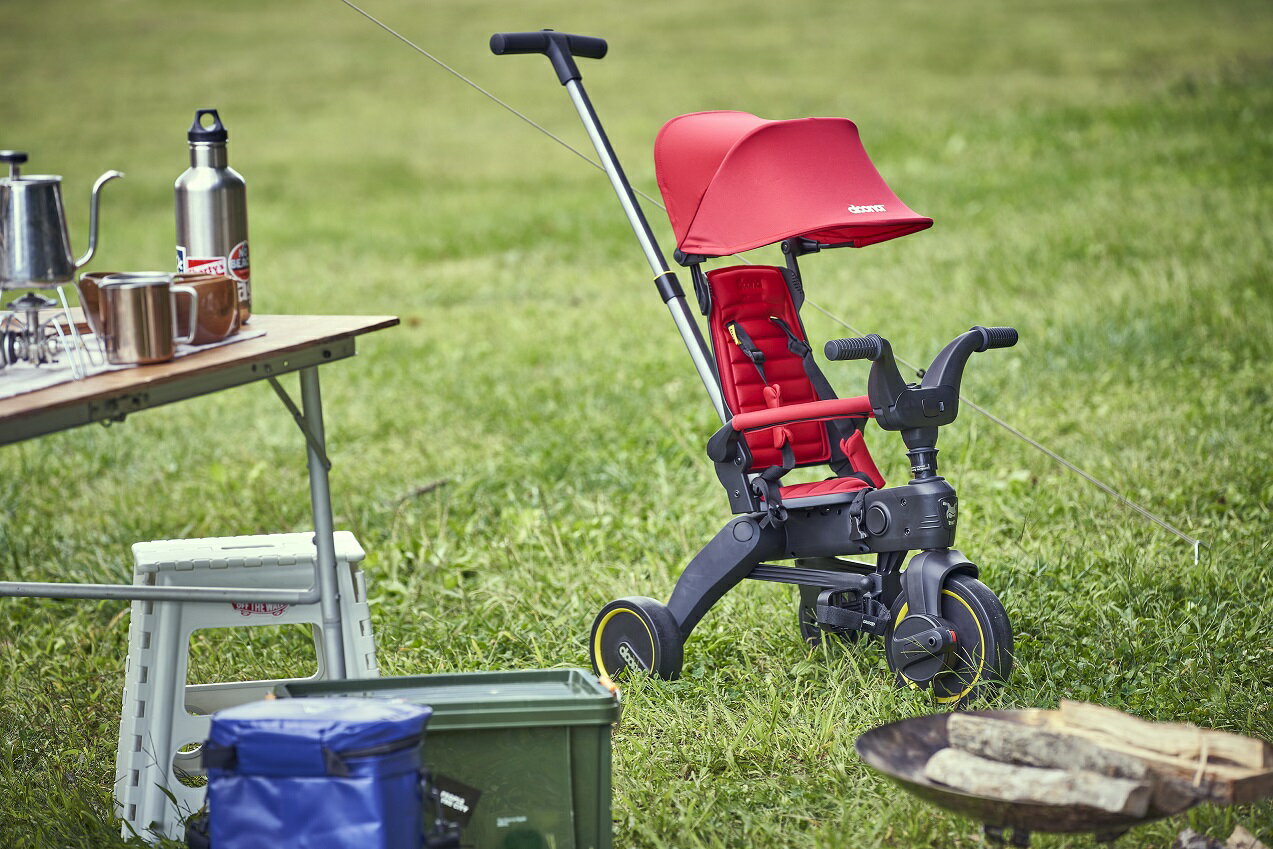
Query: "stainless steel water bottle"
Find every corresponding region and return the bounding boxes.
[175,108,251,323]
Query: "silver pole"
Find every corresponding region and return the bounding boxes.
[299,366,347,678]
[564,80,729,423]
[0,581,321,603]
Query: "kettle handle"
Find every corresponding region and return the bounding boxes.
[75,170,125,269]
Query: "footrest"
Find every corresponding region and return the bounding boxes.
[817,594,890,636]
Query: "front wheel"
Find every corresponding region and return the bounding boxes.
[885,573,1012,705]
[590,596,683,680]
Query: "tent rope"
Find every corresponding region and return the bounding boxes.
[337,0,1204,561]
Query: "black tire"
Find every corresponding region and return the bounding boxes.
[797,584,860,648]
[590,596,683,681]
[885,573,1013,705]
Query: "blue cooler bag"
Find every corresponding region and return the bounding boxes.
[202,697,432,849]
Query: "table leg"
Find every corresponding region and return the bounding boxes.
[299,366,347,679]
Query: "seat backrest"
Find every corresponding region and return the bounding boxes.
[706,265,830,471]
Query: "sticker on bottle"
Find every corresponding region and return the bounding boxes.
[183,255,228,276]
[227,240,250,282]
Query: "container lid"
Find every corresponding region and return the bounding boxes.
[208,697,432,776]
[188,108,229,143]
[280,668,622,730]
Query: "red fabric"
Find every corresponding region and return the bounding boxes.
[654,111,933,256]
[707,265,827,470]
[841,431,886,489]
[779,476,873,500]
[730,395,873,433]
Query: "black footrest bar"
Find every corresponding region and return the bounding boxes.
[747,564,872,593]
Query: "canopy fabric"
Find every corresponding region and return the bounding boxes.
[654,111,933,256]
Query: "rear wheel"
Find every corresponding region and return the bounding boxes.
[590,596,683,681]
[885,573,1012,705]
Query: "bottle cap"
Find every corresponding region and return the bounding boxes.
[188,109,228,143]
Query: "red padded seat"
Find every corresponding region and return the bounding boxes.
[707,265,829,471]
[779,476,873,500]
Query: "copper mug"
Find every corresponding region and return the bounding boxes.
[81,271,239,346]
[172,272,240,345]
[99,273,197,365]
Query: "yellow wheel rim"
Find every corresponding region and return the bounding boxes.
[593,607,655,679]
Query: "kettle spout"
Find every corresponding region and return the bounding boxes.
[75,170,125,268]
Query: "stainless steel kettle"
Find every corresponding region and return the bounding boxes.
[0,150,124,290]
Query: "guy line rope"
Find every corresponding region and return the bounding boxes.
[337,0,1204,562]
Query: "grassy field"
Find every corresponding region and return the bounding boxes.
[2,0,1272,846]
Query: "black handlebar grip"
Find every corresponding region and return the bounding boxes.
[490,32,549,54]
[490,30,608,84]
[971,325,1019,351]
[824,334,885,361]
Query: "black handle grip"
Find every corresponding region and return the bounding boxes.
[971,325,1018,351]
[825,334,885,361]
[490,30,608,85]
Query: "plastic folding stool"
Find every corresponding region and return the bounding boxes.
[114,531,379,841]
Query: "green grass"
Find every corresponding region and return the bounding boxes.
[2,0,1272,846]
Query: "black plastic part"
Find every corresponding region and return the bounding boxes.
[590,596,683,680]
[825,334,884,362]
[188,109,228,142]
[689,264,711,315]
[889,612,956,683]
[674,249,711,267]
[707,424,760,513]
[747,563,871,593]
[0,151,28,164]
[489,30,608,85]
[665,516,785,637]
[972,325,1019,351]
[899,548,978,620]
[653,271,684,303]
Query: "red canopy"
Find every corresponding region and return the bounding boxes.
[653,111,932,256]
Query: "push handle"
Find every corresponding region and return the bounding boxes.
[824,334,886,362]
[971,325,1018,351]
[490,29,608,85]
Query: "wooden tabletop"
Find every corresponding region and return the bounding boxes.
[0,314,398,446]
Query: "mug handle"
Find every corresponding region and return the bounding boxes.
[171,284,199,345]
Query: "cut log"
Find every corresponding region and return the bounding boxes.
[947,713,1198,813]
[1226,826,1270,849]
[1058,701,1273,770]
[1039,713,1273,805]
[947,713,1149,778]
[1174,829,1228,849]
[923,748,1152,817]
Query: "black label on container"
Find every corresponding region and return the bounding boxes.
[432,773,481,827]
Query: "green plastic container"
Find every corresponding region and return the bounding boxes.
[278,669,620,849]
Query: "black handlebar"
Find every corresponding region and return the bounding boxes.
[824,334,885,362]
[490,30,608,85]
[971,325,1018,351]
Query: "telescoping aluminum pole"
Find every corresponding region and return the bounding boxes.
[490,30,729,424]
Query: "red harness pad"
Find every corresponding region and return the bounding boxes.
[707,265,829,470]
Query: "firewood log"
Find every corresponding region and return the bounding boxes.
[924,748,1152,817]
